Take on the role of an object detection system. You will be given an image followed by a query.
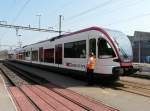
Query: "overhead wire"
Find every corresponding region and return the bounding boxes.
[3,0,17,20]
[0,0,31,50]
[53,0,75,13]
[65,0,115,21]
[0,0,17,35]
[48,0,76,29]
[105,12,150,26]
[1,0,31,35]
[54,0,118,32]
[49,0,132,32]
[61,0,124,28]
[98,0,142,20]
[62,0,146,31]
[12,0,31,24]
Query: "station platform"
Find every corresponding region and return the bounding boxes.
[0,73,16,111]
[120,76,150,85]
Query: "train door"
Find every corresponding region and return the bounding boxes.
[39,47,43,62]
[95,38,117,74]
[55,44,62,65]
[89,38,96,56]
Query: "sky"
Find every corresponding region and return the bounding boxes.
[0,0,150,50]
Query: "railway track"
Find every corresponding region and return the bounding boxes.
[0,63,118,111]
[3,61,150,99]
[129,73,150,80]
[0,64,47,111]
[116,80,150,98]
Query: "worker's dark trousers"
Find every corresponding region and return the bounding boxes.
[87,69,94,85]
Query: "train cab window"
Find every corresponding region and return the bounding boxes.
[64,40,86,58]
[89,39,96,56]
[98,38,116,58]
[44,48,54,63]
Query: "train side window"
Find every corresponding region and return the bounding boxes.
[32,50,38,61]
[89,39,96,56]
[16,54,18,59]
[44,48,54,63]
[55,44,62,64]
[64,40,86,58]
[19,53,23,60]
[98,38,116,59]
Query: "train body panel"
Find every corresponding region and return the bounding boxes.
[12,26,133,79]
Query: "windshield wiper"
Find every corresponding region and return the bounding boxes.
[114,39,128,59]
[120,47,128,58]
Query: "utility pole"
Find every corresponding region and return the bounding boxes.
[59,15,63,36]
[18,34,22,48]
[16,28,19,36]
[16,29,22,48]
[36,14,41,29]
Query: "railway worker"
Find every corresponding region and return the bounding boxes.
[86,52,96,85]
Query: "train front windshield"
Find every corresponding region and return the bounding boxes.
[106,29,133,62]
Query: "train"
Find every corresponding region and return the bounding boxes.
[10,26,134,82]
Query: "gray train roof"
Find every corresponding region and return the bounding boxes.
[22,26,122,48]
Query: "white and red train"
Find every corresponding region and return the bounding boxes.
[12,26,133,81]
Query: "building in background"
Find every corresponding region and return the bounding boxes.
[0,50,8,60]
[128,31,150,63]
[0,49,15,60]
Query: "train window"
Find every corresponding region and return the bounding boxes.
[55,44,62,64]
[89,39,96,56]
[44,48,54,63]
[98,38,116,59]
[16,54,19,59]
[32,50,38,61]
[19,53,23,60]
[64,40,86,58]
[39,47,43,62]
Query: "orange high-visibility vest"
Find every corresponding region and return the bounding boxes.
[87,56,96,69]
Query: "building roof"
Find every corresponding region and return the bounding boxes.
[134,31,150,41]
